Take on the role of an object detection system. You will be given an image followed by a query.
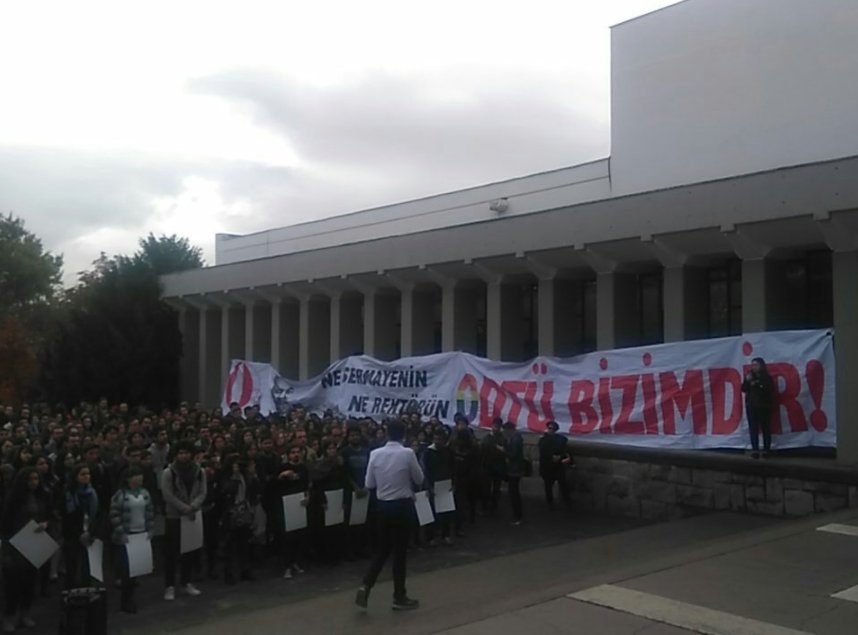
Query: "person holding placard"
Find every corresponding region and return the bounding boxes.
[1,467,50,632]
[309,441,347,565]
[61,463,99,589]
[110,465,154,614]
[340,424,371,558]
[273,444,309,579]
[422,428,455,547]
[355,419,423,612]
[160,440,206,601]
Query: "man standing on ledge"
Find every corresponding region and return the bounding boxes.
[355,419,423,611]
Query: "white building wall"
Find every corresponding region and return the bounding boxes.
[215,160,610,265]
[610,0,858,195]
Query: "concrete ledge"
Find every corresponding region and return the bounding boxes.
[511,434,858,520]
[564,440,857,486]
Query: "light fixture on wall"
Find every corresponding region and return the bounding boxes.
[489,198,509,213]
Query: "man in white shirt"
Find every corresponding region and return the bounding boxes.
[355,419,423,611]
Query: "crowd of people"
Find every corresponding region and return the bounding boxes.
[0,399,574,631]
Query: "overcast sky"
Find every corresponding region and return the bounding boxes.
[0,0,677,284]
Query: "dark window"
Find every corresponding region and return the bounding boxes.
[707,259,742,337]
[523,283,538,360]
[784,250,833,328]
[638,271,664,345]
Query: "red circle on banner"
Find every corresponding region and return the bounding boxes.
[642,352,652,367]
[531,363,539,374]
[540,363,548,375]
[742,341,753,356]
[225,362,254,408]
[599,357,608,371]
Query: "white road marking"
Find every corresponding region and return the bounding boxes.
[831,584,858,603]
[816,523,858,537]
[568,584,813,635]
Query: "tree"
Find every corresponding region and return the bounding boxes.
[40,234,203,408]
[0,213,63,322]
[0,214,63,404]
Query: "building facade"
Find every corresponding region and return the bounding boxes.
[161,0,858,461]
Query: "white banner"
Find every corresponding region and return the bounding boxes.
[221,330,836,450]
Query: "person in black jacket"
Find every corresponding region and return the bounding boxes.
[538,421,573,511]
[502,422,525,525]
[480,418,506,515]
[422,428,455,546]
[451,429,480,532]
[220,453,259,584]
[273,444,309,579]
[309,442,347,564]
[1,467,51,631]
[742,357,775,459]
[61,463,99,589]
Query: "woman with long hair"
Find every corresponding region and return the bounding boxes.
[61,463,99,588]
[742,356,775,458]
[32,454,62,594]
[219,453,259,584]
[1,467,51,631]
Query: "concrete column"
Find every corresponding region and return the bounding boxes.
[270,300,282,369]
[341,295,363,357]
[299,298,311,380]
[441,283,456,352]
[486,281,502,360]
[554,279,580,357]
[742,259,768,333]
[253,303,271,362]
[308,299,330,376]
[197,307,208,405]
[329,293,342,364]
[538,278,555,356]
[833,251,858,463]
[362,292,398,360]
[400,286,415,358]
[176,308,199,404]
[596,271,638,350]
[376,294,399,360]
[280,302,300,378]
[244,303,255,360]
[500,284,526,361]
[412,290,437,356]
[204,308,221,407]
[442,284,480,353]
[363,292,377,357]
[663,266,709,342]
[741,258,792,333]
[220,304,232,391]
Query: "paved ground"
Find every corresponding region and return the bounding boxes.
[29,482,858,634]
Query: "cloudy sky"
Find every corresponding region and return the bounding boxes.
[0,0,676,284]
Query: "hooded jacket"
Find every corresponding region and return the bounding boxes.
[160,460,207,519]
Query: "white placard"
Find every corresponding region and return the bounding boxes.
[324,489,345,526]
[414,491,434,527]
[126,533,153,578]
[180,512,204,554]
[9,520,59,568]
[87,539,104,583]
[434,479,456,514]
[349,492,369,526]
[282,493,308,532]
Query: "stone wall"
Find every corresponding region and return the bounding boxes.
[519,437,858,520]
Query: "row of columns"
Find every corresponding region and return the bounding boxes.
[174,252,853,410]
